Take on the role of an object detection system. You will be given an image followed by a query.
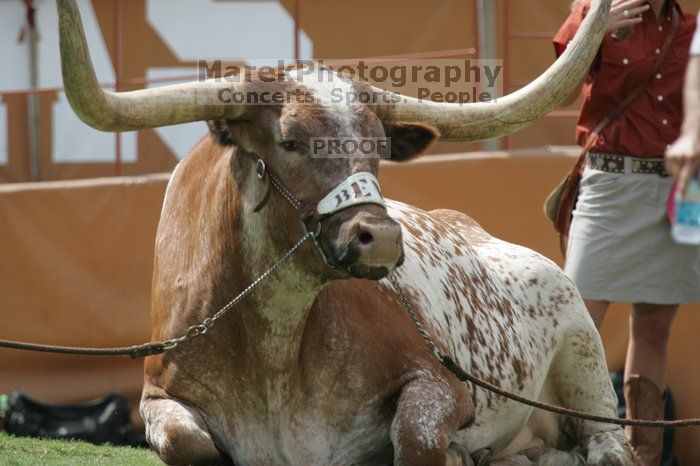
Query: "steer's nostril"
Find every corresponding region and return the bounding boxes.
[339,219,402,276]
[359,231,374,245]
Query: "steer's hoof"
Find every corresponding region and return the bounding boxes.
[447,442,475,466]
[472,448,492,466]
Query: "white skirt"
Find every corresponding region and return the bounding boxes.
[564,165,700,304]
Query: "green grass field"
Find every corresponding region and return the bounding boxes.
[0,432,163,466]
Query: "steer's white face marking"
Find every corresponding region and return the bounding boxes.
[288,67,361,135]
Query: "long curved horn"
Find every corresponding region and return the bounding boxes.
[60,0,609,138]
[385,0,611,141]
[58,0,245,131]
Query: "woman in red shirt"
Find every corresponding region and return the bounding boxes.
[554,1,699,464]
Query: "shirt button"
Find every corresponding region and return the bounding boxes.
[662,118,668,125]
[623,58,630,65]
[656,73,662,79]
[659,26,664,31]
[658,95,664,101]
[655,48,661,54]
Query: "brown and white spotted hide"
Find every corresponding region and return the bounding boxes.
[141,71,634,466]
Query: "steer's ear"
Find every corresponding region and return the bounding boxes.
[207,119,236,146]
[384,122,439,162]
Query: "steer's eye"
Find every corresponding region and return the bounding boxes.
[280,140,299,152]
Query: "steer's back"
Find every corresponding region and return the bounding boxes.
[383,200,592,451]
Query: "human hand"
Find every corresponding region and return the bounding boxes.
[606,0,648,34]
[666,131,700,192]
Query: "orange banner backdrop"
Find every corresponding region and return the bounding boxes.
[2,151,700,462]
[4,0,700,183]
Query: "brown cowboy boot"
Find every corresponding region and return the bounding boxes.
[624,374,664,466]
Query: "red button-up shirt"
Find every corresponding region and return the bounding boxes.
[553,0,696,158]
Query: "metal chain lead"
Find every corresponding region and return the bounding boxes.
[389,273,443,358]
[162,156,328,351]
[161,232,314,350]
[5,230,700,427]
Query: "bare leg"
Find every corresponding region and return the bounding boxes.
[583,299,610,330]
[623,303,678,466]
[625,303,678,390]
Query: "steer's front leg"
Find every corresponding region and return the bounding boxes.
[391,376,474,466]
[141,392,231,466]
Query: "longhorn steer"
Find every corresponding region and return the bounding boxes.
[56,0,634,464]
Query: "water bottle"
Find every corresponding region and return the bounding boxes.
[672,175,700,245]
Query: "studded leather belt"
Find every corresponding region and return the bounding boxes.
[587,152,669,177]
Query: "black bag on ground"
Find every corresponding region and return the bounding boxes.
[3,390,139,446]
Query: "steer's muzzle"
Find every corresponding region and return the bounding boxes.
[323,206,404,280]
